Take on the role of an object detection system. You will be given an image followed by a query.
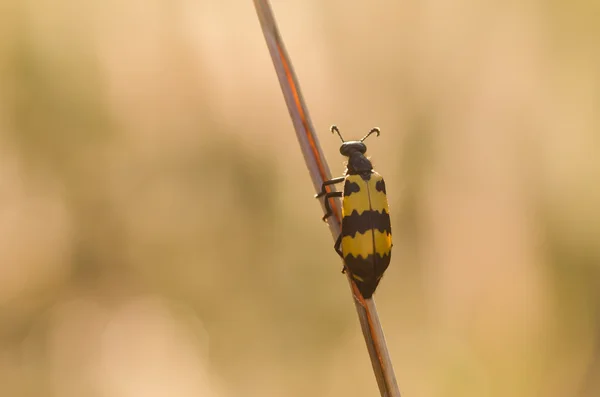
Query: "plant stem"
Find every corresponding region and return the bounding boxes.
[252,1,401,395]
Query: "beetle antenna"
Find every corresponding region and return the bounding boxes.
[360,127,381,142]
[331,125,345,142]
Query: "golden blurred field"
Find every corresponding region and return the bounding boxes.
[1,1,600,396]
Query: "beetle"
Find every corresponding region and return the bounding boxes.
[316,125,392,298]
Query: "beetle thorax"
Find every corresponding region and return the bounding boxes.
[346,151,373,174]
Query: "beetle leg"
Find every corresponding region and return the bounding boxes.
[333,234,347,273]
[321,191,342,221]
[315,177,345,198]
[334,233,343,258]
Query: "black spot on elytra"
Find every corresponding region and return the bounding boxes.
[375,179,387,194]
[341,210,391,237]
[343,252,391,298]
[343,180,361,196]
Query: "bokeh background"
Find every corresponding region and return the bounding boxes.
[1,1,599,396]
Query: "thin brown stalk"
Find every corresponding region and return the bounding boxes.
[252,1,401,396]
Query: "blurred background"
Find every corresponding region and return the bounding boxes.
[1,0,599,396]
